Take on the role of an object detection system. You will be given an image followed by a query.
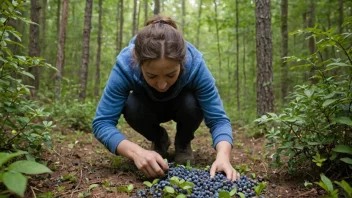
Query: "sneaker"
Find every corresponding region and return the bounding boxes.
[174,139,194,165]
[151,128,171,158]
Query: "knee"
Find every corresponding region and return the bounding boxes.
[176,92,203,120]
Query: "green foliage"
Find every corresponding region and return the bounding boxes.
[0,151,52,197]
[117,184,134,195]
[254,182,267,196]
[255,26,352,174]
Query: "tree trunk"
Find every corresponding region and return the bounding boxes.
[242,29,247,101]
[255,0,274,116]
[116,0,120,53]
[95,0,102,97]
[29,0,41,96]
[79,0,93,101]
[154,0,160,15]
[41,0,47,57]
[144,0,148,25]
[119,0,124,51]
[195,0,203,49]
[235,0,240,111]
[281,0,288,102]
[55,0,69,101]
[181,0,185,33]
[137,0,141,31]
[338,0,344,34]
[132,0,137,37]
[56,0,61,38]
[213,0,221,92]
[308,0,316,83]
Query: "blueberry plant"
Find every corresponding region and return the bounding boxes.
[255,18,352,178]
[0,0,54,197]
[132,163,266,198]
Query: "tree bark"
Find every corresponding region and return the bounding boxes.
[281,0,288,102]
[195,0,203,49]
[242,29,247,101]
[41,0,47,57]
[144,0,148,25]
[79,0,93,101]
[132,0,137,37]
[235,0,240,111]
[154,0,160,15]
[116,0,120,53]
[119,0,124,51]
[55,0,69,101]
[95,0,102,97]
[137,0,141,31]
[213,0,221,92]
[308,0,316,83]
[56,0,61,38]
[29,0,41,95]
[181,0,185,33]
[255,0,274,116]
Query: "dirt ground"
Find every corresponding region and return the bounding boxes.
[25,122,322,198]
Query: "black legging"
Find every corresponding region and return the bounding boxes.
[122,89,204,144]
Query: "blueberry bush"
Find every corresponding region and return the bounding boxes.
[255,18,352,176]
[131,163,266,198]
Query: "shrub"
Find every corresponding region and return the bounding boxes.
[255,19,352,176]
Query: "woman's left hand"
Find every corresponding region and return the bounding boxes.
[209,141,240,181]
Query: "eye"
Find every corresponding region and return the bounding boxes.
[167,75,175,78]
[147,75,156,79]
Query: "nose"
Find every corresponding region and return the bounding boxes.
[157,81,167,90]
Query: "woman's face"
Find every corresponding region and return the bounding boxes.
[141,58,180,92]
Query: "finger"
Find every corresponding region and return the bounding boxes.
[232,170,237,181]
[210,164,217,179]
[155,154,169,172]
[141,168,150,178]
[225,168,233,181]
[150,159,165,177]
[146,165,157,178]
[236,171,241,181]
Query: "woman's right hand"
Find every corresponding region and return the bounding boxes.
[132,148,169,178]
[116,140,169,178]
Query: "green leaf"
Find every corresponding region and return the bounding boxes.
[340,157,352,165]
[320,174,334,192]
[315,181,329,192]
[238,192,246,198]
[152,178,159,185]
[8,160,52,174]
[254,182,267,195]
[218,190,230,198]
[127,184,133,192]
[229,187,237,196]
[3,171,27,197]
[335,117,352,126]
[322,99,338,107]
[88,184,99,192]
[143,181,152,188]
[170,176,180,185]
[20,71,35,79]
[176,194,186,198]
[163,186,175,194]
[0,151,27,167]
[332,145,352,155]
[334,180,352,196]
[326,62,352,67]
[304,89,314,98]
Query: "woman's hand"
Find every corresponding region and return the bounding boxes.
[116,140,169,178]
[210,141,240,181]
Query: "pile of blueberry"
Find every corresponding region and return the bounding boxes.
[132,163,265,198]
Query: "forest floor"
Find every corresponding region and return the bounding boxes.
[25,122,323,198]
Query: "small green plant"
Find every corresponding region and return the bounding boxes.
[234,164,251,175]
[0,151,52,197]
[315,173,352,198]
[254,182,267,196]
[117,184,134,195]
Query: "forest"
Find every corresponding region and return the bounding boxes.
[0,0,352,197]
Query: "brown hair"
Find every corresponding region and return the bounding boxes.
[133,15,186,72]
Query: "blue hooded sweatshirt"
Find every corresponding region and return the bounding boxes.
[92,38,233,154]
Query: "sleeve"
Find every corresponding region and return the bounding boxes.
[92,62,133,154]
[192,59,234,148]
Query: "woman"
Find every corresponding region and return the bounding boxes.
[92,15,239,181]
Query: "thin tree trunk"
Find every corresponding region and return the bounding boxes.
[137,0,141,31]
[144,0,148,25]
[242,30,247,101]
[56,0,61,38]
[29,0,41,96]
[41,0,47,57]
[281,0,288,102]
[116,0,120,53]
[119,0,124,51]
[132,0,137,37]
[308,0,316,83]
[338,0,344,34]
[255,0,274,116]
[235,0,240,111]
[79,0,93,101]
[213,0,221,92]
[181,0,185,33]
[161,0,164,13]
[154,0,160,15]
[196,0,203,49]
[95,0,102,97]
[55,0,69,101]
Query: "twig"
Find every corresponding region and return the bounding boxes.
[70,169,83,198]
[298,188,317,197]
[30,186,37,198]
